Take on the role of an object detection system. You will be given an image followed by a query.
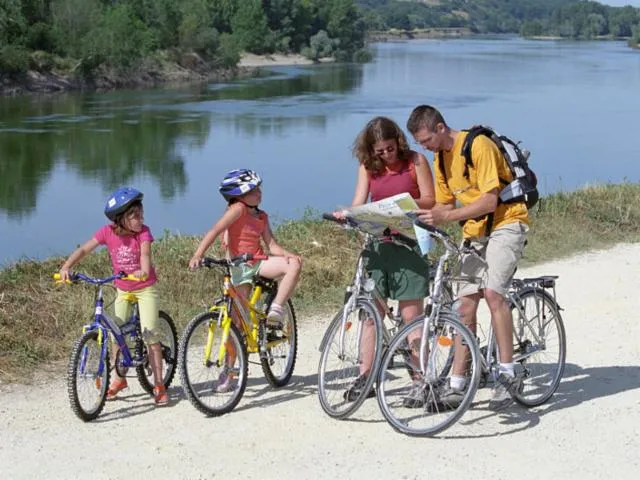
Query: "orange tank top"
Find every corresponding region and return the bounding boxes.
[226,203,268,260]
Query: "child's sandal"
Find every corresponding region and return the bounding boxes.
[106,378,128,400]
[153,385,169,406]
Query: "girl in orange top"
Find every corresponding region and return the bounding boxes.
[189,169,302,326]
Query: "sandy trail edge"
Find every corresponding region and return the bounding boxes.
[2,243,640,479]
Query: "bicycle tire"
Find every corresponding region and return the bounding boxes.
[317,297,383,419]
[259,295,298,388]
[377,313,481,437]
[67,329,110,422]
[179,310,248,416]
[510,287,566,407]
[136,310,178,394]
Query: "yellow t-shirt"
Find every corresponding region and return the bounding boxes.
[434,131,529,238]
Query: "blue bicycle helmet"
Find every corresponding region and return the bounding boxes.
[219,169,262,201]
[104,187,144,221]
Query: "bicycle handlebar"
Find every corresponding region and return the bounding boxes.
[200,253,268,269]
[53,272,143,285]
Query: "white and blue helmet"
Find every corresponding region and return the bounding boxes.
[104,187,143,221]
[219,169,262,201]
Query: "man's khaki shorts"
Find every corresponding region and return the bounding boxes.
[456,222,529,297]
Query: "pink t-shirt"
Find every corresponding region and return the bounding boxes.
[93,224,158,291]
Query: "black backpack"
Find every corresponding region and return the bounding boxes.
[438,125,539,234]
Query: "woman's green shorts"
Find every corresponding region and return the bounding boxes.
[363,241,429,301]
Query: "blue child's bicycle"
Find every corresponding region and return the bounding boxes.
[55,272,178,421]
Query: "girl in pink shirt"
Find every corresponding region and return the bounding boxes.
[58,187,169,406]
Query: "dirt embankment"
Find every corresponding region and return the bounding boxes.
[0,52,319,96]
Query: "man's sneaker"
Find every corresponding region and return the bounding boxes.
[216,372,235,393]
[425,380,465,412]
[343,374,375,402]
[488,373,523,411]
[402,380,428,408]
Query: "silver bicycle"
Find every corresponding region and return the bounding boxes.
[317,214,444,419]
[376,220,566,436]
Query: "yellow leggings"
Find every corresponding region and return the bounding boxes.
[114,285,161,345]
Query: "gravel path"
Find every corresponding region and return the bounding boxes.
[2,244,639,479]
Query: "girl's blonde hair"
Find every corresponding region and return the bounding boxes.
[352,116,411,173]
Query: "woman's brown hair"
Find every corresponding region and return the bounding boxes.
[352,116,411,173]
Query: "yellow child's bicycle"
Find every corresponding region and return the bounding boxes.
[179,253,298,416]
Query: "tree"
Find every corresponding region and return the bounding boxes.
[327,0,365,53]
[51,0,103,57]
[609,6,639,37]
[82,3,154,74]
[178,0,219,57]
[585,13,607,38]
[0,0,26,45]
[520,20,543,38]
[230,0,273,54]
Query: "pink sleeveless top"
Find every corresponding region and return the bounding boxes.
[226,203,268,261]
[369,160,420,202]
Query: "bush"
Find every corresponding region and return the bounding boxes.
[178,13,220,58]
[303,30,335,61]
[217,33,241,68]
[28,51,54,72]
[0,45,29,74]
[26,22,57,52]
[352,47,372,63]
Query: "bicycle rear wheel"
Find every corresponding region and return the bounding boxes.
[377,313,480,437]
[317,298,383,419]
[67,329,109,422]
[260,295,298,388]
[136,310,178,394]
[510,287,566,407]
[179,310,248,416]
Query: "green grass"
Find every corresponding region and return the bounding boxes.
[2,183,640,382]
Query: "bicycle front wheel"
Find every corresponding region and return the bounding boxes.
[377,313,480,437]
[136,310,178,394]
[510,287,566,407]
[67,329,110,422]
[179,310,248,416]
[260,298,298,387]
[317,298,383,419]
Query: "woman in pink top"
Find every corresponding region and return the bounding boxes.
[58,187,169,406]
[335,116,436,401]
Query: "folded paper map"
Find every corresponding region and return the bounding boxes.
[339,193,432,254]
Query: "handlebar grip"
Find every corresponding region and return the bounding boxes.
[322,212,346,224]
[53,272,73,284]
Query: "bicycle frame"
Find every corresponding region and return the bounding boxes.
[202,264,287,367]
[58,273,147,379]
[478,279,561,375]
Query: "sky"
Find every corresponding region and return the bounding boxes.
[601,1,640,6]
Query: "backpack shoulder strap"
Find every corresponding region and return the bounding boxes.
[437,151,447,185]
[460,126,494,180]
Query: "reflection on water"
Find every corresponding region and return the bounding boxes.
[0,63,363,223]
[1,39,640,263]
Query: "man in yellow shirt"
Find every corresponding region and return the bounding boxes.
[407,105,529,411]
